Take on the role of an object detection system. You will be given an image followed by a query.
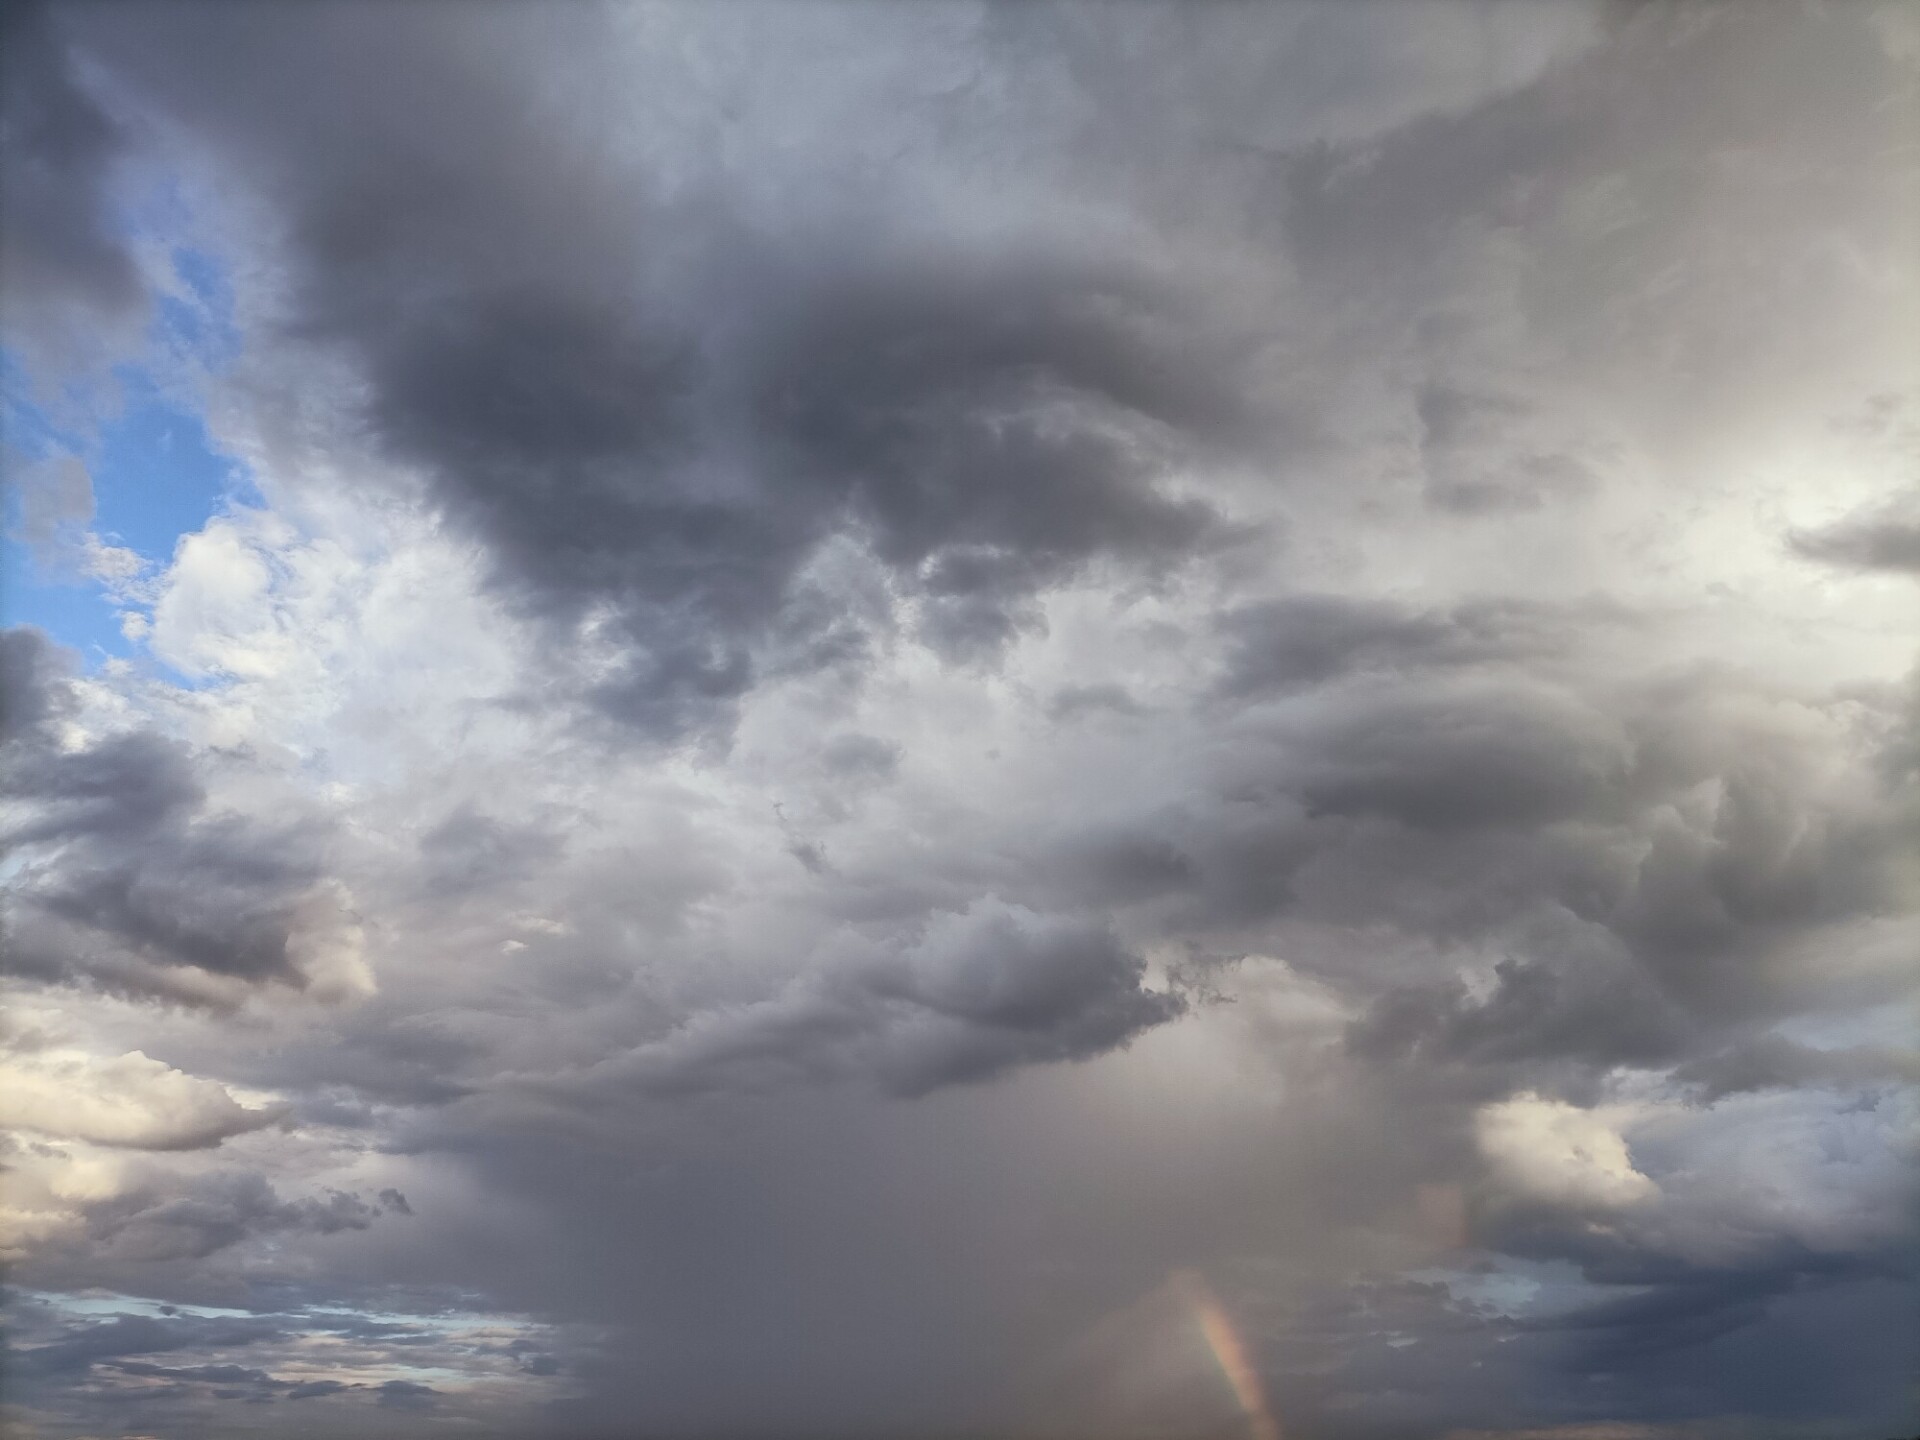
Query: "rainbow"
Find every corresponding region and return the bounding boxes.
[1171,1270,1283,1440]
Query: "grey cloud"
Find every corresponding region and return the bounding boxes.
[1463,1083,1917,1335]
[376,1187,414,1217]
[1219,594,1463,696]
[1194,1263,1920,1438]
[30,1345,447,1426]
[356,286,797,737]
[110,1360,279,1385]
[818,731,902,781]
[1417,383,1604,515]
[0,1,145,357]
[283,1188,380,1235]
[1790,510,1920,574]
[755,257,1251,564]
[1604,760,1906,1014]
[1059,829,1200,908]
[1543,1272,1920,1428]
[13,1312,285,1378]
[1215,593,1606,697]
[5,728,202,841]
[286,1378,352,1400]
[375,1378,439,1409]
[417,803,564,898]
[57,5,1266,738]
[1219,656,1902,975]
[7,452,96,553]
[229,1010,486,1111]
[1,628,343,1003]
[586,899,1183,1100]
[1673,1034,1920,1103]
[13,815,321,986]
[1348,940,1696,1086]
[0,620,79,737]
[6,5,1917,1439]
[1791,395,1920,573]
[1284,679,1635,831]
[1047,682,1146,722]
[57,6,779,736]
[66,1174,384,1267]
[370,250,1253,703]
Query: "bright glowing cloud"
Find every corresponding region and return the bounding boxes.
[1476,1093,1658,1211]
[0,1049,282,1151]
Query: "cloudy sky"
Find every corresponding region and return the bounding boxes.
[2,3,1917,1438]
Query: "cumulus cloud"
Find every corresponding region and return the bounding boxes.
[1476,1093,1658,1211]
[0,1049,282,1150]
[584,898,1183,1099]
[1,628,370,1006]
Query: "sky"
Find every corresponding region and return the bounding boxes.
[0,3,1916,1439]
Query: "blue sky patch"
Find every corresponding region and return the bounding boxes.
[2,248,251,668]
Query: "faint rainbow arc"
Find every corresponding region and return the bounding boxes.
[1171,1269,1283,1440]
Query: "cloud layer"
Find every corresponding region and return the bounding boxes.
[2,4,1916,1439]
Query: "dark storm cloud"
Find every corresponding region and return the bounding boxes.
[353,248,1256,709]
[754,256,1251,566]
[0,614,78,733]
[581,899,1183,1101]
[1211,653,1908,995]
[1,628,342,1004]
[53,2,1267,739]
[0,1,145,354]
[1281,678,1634,830]
[1264,1266,1919,1437]
[357,285,798,735]
[1543,1273,1920,1430]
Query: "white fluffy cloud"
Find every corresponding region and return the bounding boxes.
[1476,1092,1658,1211]
[0,1049,282,1151]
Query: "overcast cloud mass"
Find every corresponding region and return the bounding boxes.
[1,3,1917,1438]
